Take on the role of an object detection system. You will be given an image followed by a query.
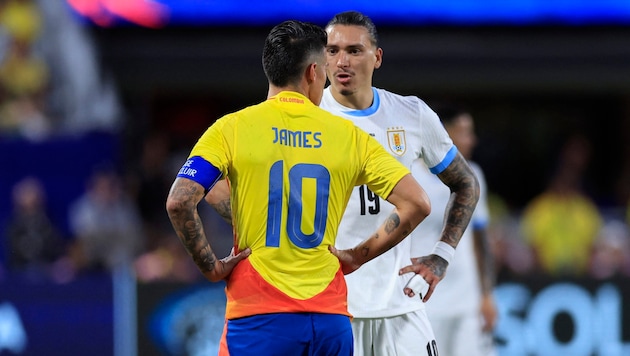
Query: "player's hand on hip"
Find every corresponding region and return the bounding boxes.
[204,247,251,282]
[399,255,448,302]
[329,245,361,275]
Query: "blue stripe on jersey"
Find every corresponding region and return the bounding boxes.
[430,145,458,174]
[176,156,222,192]
[472,219,488,230]
[341,88,380,117]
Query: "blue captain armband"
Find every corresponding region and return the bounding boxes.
[177,156,223,193]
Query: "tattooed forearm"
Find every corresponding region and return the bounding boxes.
[437,153,480,247]
[181,215,216,273]
[192,244,218,273]
[210,198,232,224]
[167,178,217,273]
[474,229,496,294]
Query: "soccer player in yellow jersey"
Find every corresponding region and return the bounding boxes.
[166,20,431,355]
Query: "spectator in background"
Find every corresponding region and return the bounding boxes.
[0,0,51,140]
[5,176,66,280]
[67,165,145,276]
[520,132,603,277]
[0,0,123,137]
[36,0,123,133]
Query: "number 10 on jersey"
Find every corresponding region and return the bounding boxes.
[266,161,331,249]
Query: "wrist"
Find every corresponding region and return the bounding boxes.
[431,241,455,265]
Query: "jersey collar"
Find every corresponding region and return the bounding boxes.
[341,88,380,117]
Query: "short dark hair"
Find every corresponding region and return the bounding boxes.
[262,20,327,87]
[326,11,379,47]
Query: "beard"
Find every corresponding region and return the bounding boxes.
[338,87,354,96]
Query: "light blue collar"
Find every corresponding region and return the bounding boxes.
[341,88,379,117]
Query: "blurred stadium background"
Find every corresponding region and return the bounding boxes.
[1,1,629,355]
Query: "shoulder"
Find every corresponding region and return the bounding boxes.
[374,87,424,104]
[375,88,434,115]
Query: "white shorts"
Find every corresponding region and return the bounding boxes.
[429,312,496,356]
[351,309,438,356]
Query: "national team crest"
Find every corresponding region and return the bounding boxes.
[387,129,407,156]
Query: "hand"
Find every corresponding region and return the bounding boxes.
[399,254,448,302]
[203,247,251,282]
[329,245,362,275]
[480,292,498,332]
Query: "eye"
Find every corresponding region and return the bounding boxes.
[326,48,337,55]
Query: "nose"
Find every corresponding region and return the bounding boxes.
[336,52,349,67]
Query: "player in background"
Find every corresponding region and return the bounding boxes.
[412,103,498,356]
[320,11,480,355]
[167,20,432,356]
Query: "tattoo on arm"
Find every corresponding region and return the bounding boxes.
[436,153,480,247]
[474,229,496,294]
[167,180,217,273]
[210,198,232,224]
[428,255,448,278]
[384,213,400,234]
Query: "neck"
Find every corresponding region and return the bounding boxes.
[268,84,306,99]
[331,87,373,110]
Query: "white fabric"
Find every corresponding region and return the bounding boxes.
[320,86,454,318]
[429,311,491,356]
[431,241,456,265]
[351,309,437,356]
[470,161,490,231]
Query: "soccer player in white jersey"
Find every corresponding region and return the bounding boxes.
[320,11,480,356]
[412,104,498,356]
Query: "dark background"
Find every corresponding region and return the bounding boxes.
[89,24,630,211]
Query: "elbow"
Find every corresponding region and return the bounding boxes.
[417,194,431,221]
[470,174,481,206]
[408,188,431,226]
[165,195,188,220]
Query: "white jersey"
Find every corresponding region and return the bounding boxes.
[410,160,483,317]
[469,161,489,232]
[320,87,455,318]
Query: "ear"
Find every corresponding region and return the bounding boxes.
[306,62,317,83]
[374,47,383,70]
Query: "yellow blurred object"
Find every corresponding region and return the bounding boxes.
[0,47,48,96]
[521,192,603,276]
[0,0,42,43]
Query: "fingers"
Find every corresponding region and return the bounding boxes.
[422,282,436,302]
[404,274,429,299]
[235,247,251,260]
[400,257,442,302]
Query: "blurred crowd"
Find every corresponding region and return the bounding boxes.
[3,125,630,285]
[0,0,122,140]
[1,0,630,286]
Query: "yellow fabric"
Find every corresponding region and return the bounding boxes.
[189,91,409,300]
[521,192,602,276]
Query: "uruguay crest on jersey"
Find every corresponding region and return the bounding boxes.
[387,128,406,156]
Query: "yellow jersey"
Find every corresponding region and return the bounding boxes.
[186,91,409,319]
